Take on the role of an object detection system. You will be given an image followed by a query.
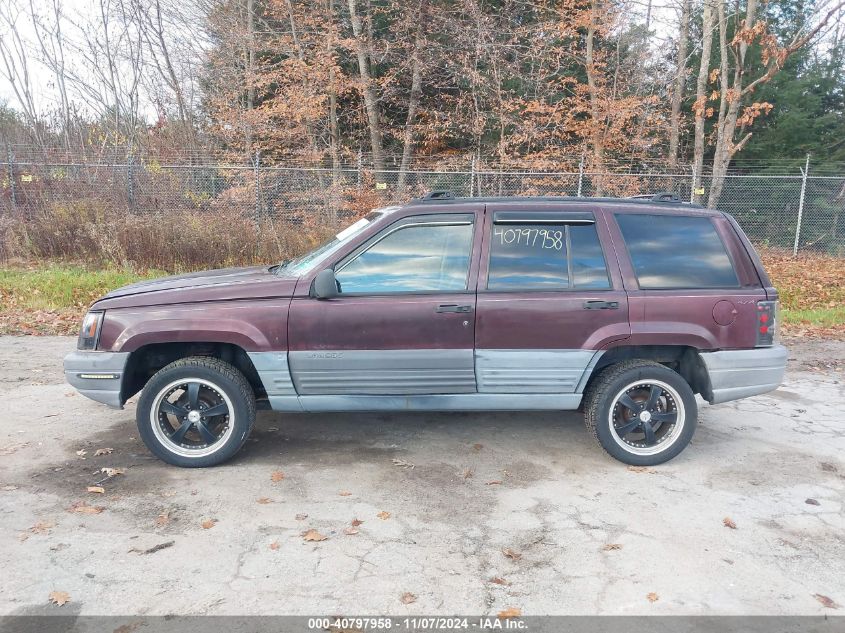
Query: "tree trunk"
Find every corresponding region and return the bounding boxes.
[585,3,604,196]
[668,0,690,169]
[397,15,424,194]
[348,0,385,174]
[708,0,758,207]
[692,0,716,203]
[245,0,255,155]
[326,0,340,186]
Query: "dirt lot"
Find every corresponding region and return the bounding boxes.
[1,336,844,617]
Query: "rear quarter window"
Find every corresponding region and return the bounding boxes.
[615,213,739,289]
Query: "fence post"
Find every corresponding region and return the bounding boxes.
[469,155,476,197]
[356,151,362,191]
[577,154,584,197]
[6,144,16,212]
[126,154,135,211]
[792,153,810,256]
[253,151,261,226]
[689,166,696,203]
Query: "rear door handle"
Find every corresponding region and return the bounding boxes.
[436,304,474,313]
[583,300,619,310]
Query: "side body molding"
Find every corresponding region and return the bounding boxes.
[248,349,603,412]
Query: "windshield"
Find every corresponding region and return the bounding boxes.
[279,212,382,276]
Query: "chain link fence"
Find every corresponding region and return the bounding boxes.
[2,149,843,255]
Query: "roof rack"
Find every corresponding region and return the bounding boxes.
[420,190,455,200]
[627,191,683,202]
[413,191,703,208]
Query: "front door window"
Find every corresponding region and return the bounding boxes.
[336,217,474,294]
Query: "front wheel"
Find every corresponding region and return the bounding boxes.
[583,360,697,466]
[136,357,256,467]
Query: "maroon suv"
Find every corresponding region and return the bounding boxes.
[64,193,787,467]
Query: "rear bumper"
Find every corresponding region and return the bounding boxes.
[700,344,788,404]
[63,351,130,409]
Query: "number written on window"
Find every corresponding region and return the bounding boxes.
[493,227,564,250]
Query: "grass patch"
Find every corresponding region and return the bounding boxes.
[0,264,164,312]
[781,306,845,328]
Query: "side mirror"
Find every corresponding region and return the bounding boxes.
[312,268,339,299]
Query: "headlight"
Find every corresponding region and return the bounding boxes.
[77,311,104,350]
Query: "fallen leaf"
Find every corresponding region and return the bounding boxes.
[497,607,521,619]
[201,519,216,529]
[2,484,19,491]
[460,467,474,479]
[377,511,391,520]
[269,541,280,550]
[295,513,308,521]
[723,517,737,529]
[502,470,511,477]
[485,480,502,486]
[155,511,171,527]
[351,518,363,527]
[805,498,821,506]
[603,543,623,551]
[30,520,55,534]
[94,448,113,456]
[130,541,174,555]
[814,594,839,609]
[490,577,509,585]
[400,592,417,604]
[48,591,70,606]
[338,491,352,496]
[69,502,104,515]
[502,548,522,561]
[647,592,659,603]
[627,465,657,474]
[75,449,87,457]
[87,486,105,494]
[391,458,415,469]
[256,497,273,504]
[270,471,285,482]
[344,527,359,535]
[302,529,327,542]
[18,532,29,542]
[472,443,484,451]
[100,467,125,478]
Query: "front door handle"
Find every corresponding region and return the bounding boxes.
[583,300,619,310]
[436,304,474,313]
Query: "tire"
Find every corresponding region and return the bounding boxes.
[136,357,256,467]
[583,360,697,466]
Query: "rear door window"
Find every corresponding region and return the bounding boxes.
[615,214,739,289]
[487,219,610,290]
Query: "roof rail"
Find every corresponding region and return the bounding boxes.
[421,190,455,200]
[628,191,683,203]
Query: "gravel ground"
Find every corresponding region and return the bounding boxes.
[0,336,843,616]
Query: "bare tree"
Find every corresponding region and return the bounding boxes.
[668,0,690,168]
[0,0,45,148]
[347,0,384,174]
[692,0,716,203]
[707,0,845,206]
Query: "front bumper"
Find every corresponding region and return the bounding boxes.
[700,344,788,404]
[64,351,130,409]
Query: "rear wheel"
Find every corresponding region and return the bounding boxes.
[136,357,255,467]
[584,360,697,466]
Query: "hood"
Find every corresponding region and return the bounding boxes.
[93,266,300,310]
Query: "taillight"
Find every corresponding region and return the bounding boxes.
[756,300,778,347]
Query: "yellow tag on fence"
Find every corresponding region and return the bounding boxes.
[21,174,33,183]
[375,182,387,190]
[694,187,705,195]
